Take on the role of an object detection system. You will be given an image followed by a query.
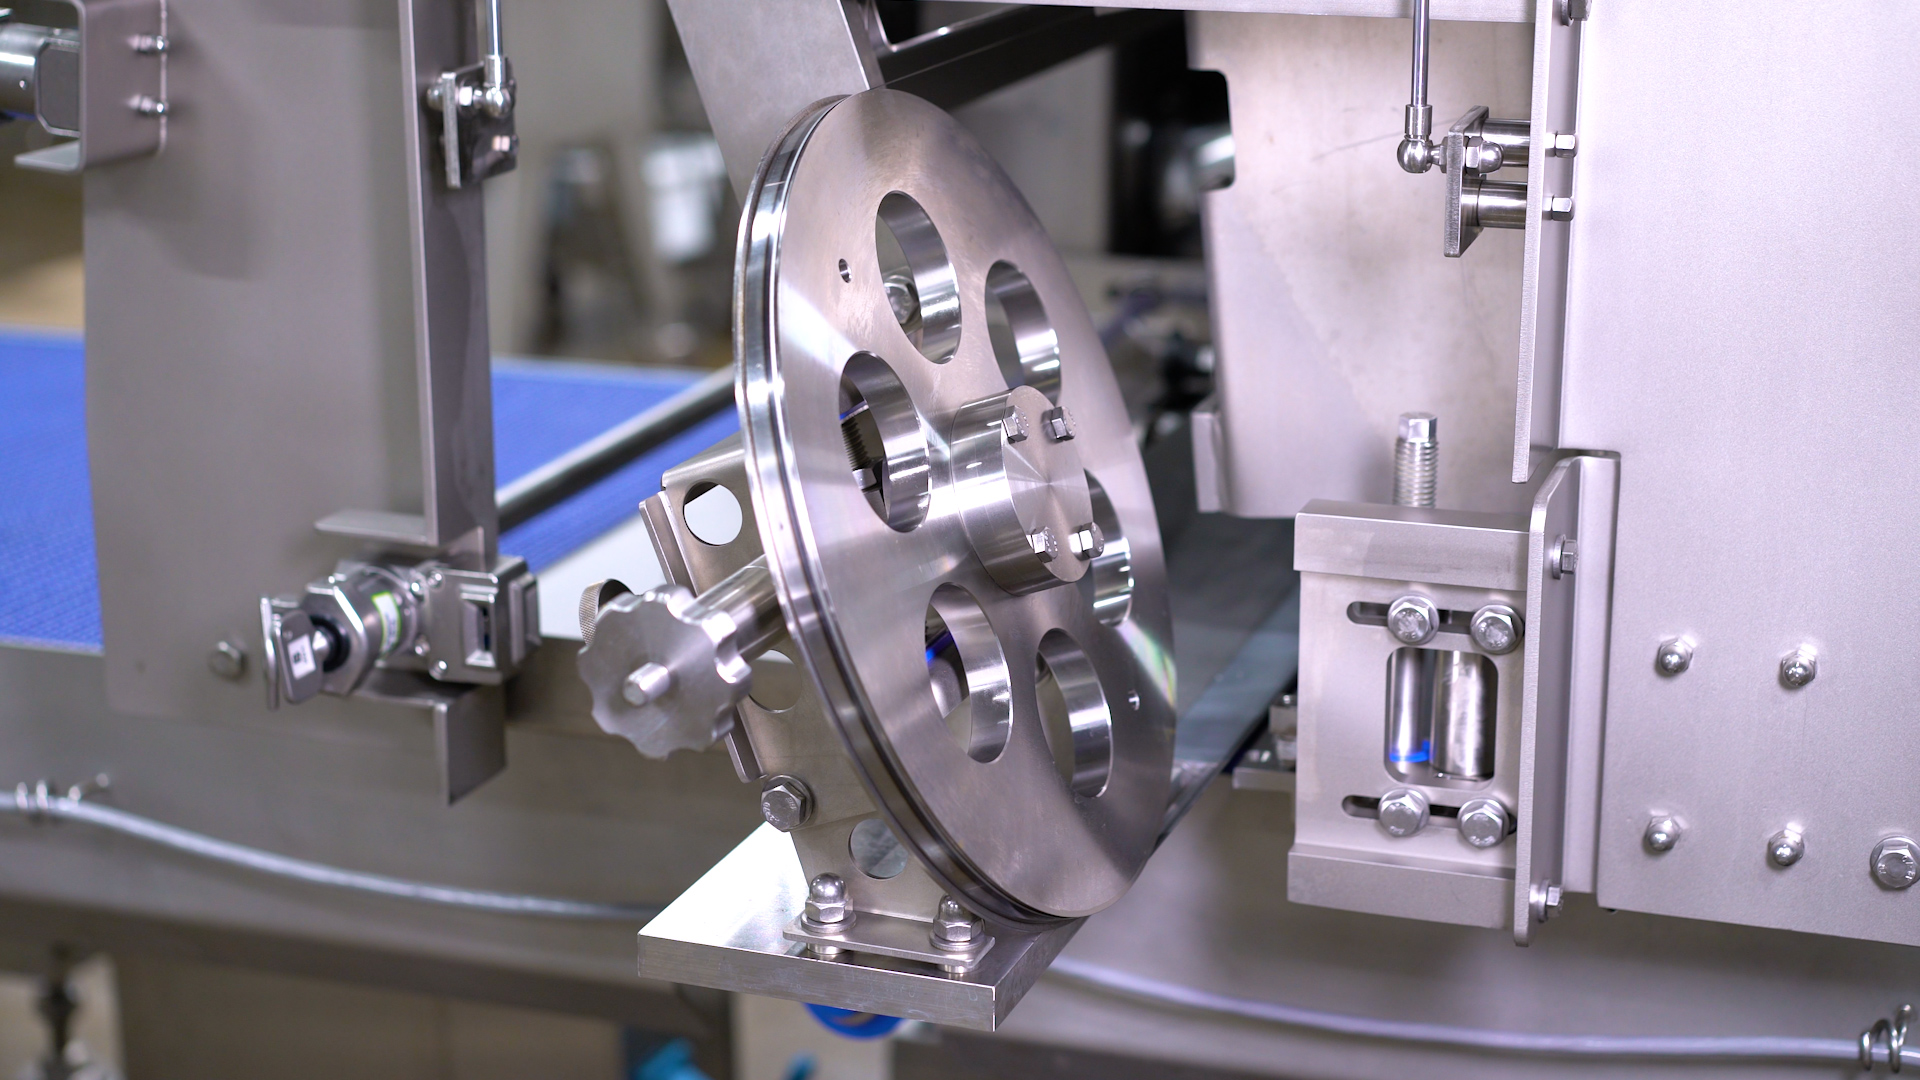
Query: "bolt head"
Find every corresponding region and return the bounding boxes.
[1457,798,1510,849]
[1780,647,1817,689]
[1001,407,1030,444]
[1768,828,1805,868]
[1872,838,1920,890]
[413,639,432,657]
[930,895,982,948]
[1387,596,1438,646]
[1655,638,1694,676]
[1645,815,1682,853]
[759,777,813,832]
[1469,605,1522,655]
[1377,787,1430,837]
[1041,405,1075,442]
[622,661,673,707]
[805,873,852,926]
[207,640,247,680]
[1068,523,1104,561]
[1028,527,1059,564]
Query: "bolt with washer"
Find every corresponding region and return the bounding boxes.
[1767,827,1805,868]
[207,640,248,680]
[1655,638,1694,676]
[1469,605,1522,655]
[1457,798,1510,849]
[1872,837,1920,890]
[759,775,814,832]
[1645,815,1683,852]
[1377,787,1430,837]
[1779,646,1817,689]
[1387,596,1439,646]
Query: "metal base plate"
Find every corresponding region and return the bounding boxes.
[638,825,1079,1031]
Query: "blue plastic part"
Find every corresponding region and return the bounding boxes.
[0,336,738,650]
[781,1053,817,1080]
[803,1003,903,1040]
[633,1037,711,1080]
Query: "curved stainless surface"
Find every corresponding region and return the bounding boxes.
[735,90,1174,923]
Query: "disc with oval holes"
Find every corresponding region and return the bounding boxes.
[734,89,1174,924]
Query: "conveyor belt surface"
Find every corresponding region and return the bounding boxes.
[0,330,736,649]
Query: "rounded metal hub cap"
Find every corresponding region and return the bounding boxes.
[735,90,1175,923]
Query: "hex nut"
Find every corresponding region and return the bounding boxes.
[1387,596,1439,646]
[1457,798,1511,849]
[1872,837,1920,890]
[1768,828,1805,868]
[759,776,814,832]
[1655,638,1693,676]
[1780,647,1817,689]
[1001,406,1030,444]
[1469,605,1522,656]
[930,895,983,950]
[1377,787,1431,838]
[804,872,852,928]
[1645,815,1683,853]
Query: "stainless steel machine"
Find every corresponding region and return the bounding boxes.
[2,0,1919,1076]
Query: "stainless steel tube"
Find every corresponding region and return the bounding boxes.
[1481,118,1531,169]
[1431,651,1495,781]
[0,23,55,120]
[1465,180,1529,231]
[495,367,734,531]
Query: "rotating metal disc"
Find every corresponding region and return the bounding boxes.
[735,90,1175,923]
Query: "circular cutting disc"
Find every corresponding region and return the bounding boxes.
[735,90,1175,923]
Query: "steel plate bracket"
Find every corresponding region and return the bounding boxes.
[1512,453,1617,944]
[1512,0,1586,481]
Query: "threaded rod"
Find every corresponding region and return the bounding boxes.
[1394,412,1438,508]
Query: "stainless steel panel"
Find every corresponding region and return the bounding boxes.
[1509,0,1581,481]
[663,0,877,197]
[946,0,1532,20]
[86,0,423,717]
[1190,13,1535,517]
[1567,7,1920,945]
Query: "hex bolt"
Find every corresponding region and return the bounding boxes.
[1530,882,1564,923]
[622,662,672,707]
[1871,837,1920,890]
[1387,596,1439,646]
[1457,798,1511,849]
[1028,527,1059,564]
[1001,406,1030,444]
[1469,605,1522,655]
[1655,637,1694,676]
[1780,647,1817,689]
[803,872,853,931]
[1645,815,1683,853]
[1393,412,1438,508]
[759,776,814,832]
[207,640,248,680]
[1068,523,1104,561]
[1768,828,1805,868]
[1041,406,1075,442]
[1549,535,1578,579]
[1377,787,1430,838]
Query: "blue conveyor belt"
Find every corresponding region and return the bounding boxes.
[0,331,736,650]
